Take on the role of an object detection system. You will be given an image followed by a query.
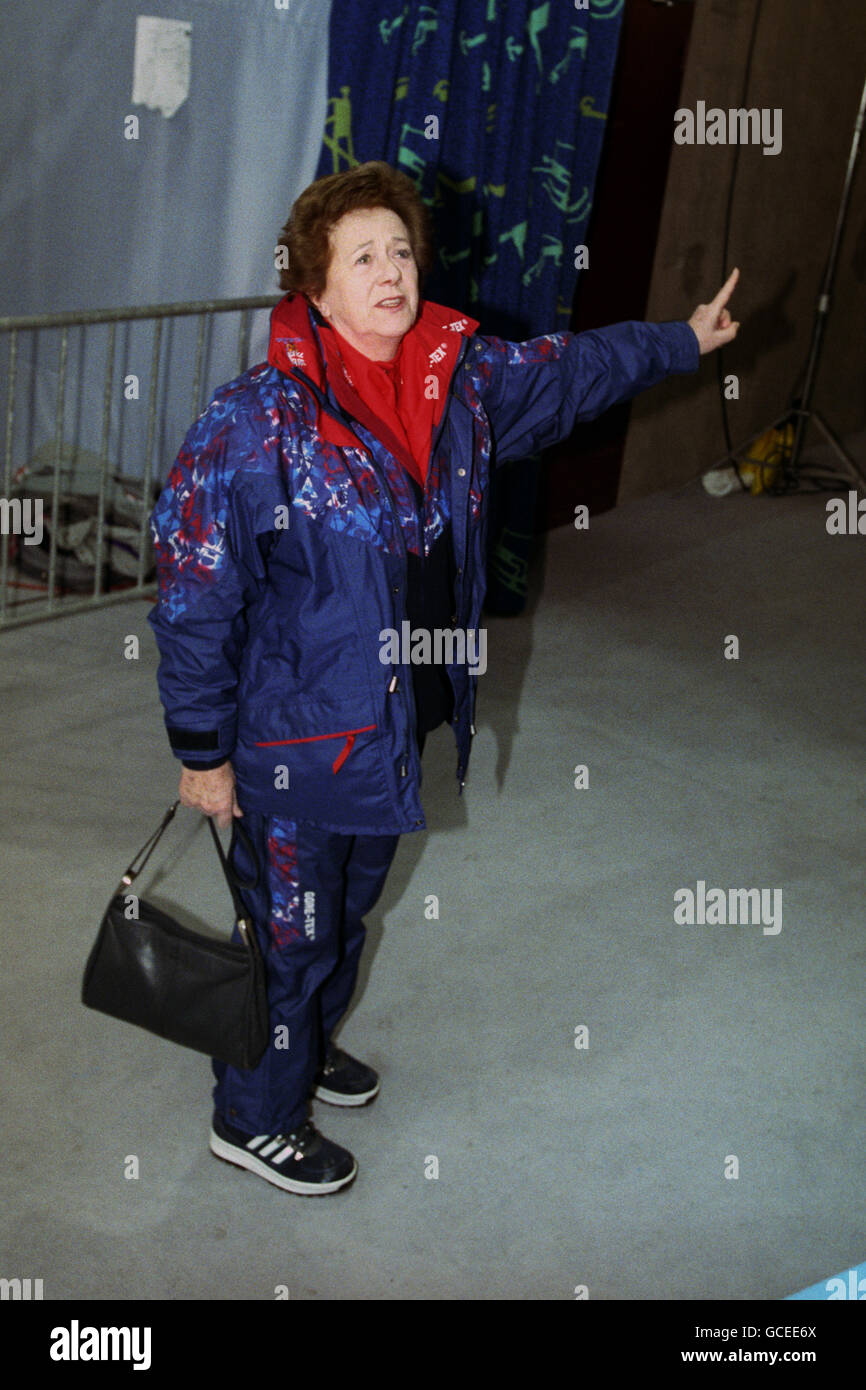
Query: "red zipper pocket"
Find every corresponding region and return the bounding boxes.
[253,724,377,774]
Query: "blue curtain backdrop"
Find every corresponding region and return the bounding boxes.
[315,0,625,613]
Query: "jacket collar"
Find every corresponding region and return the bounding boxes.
[267,293,479,452]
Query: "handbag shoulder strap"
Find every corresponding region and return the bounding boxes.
[205,817,264,962]
[117,805,262,955]
[206,816,260,923]
[118,801,181,887]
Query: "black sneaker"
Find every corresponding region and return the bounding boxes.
[209,1111,357,1195]
[313,1042,380,1106]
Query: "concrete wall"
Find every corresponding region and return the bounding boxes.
[618,0,866,503]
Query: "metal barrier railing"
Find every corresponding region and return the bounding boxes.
[0,294,281,629]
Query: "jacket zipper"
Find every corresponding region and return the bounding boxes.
[430,336,470,733]
[254,723,377,774]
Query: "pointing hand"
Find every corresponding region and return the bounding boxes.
[688,267,741,355]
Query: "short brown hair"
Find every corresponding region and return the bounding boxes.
[276,161,435,299]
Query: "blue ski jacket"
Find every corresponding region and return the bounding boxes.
[147,293,699,834]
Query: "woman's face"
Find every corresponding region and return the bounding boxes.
[310,205,419,361]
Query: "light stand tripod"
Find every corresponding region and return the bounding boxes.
[711,65,866,495]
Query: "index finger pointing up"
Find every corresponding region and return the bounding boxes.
[711,266,740,312]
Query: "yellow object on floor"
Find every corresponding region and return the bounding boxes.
[737,422,794,494]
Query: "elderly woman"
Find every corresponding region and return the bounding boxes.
[148,161,739,1197]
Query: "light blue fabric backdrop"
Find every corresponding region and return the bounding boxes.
[0,0,331,485]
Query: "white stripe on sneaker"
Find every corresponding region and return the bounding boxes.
[246,1135,271,1151]
[258,1139,284,1158]
[272,1144,296,1164]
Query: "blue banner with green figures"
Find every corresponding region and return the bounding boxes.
[315,0,626,610]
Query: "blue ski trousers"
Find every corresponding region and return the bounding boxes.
[211,813,401,1135]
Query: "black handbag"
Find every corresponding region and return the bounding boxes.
[81,802,269,1070]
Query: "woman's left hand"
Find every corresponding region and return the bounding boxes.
[688,267,741,355]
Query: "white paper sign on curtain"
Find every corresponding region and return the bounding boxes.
[131,15,192,119]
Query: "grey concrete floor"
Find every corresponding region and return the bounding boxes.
[1,475,864,1300]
